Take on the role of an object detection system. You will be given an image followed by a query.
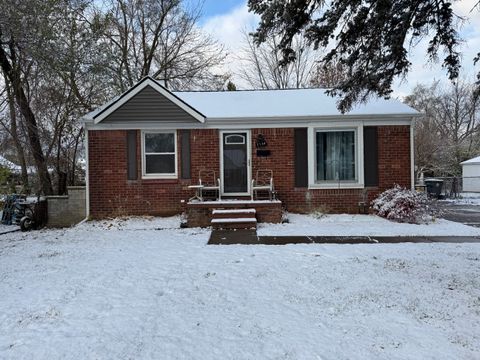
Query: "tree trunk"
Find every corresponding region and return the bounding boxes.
[0,38,53,195]
[55,125,63,194]
[70,127,83,186]
[5,76,29,191]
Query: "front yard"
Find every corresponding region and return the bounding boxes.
[1,216,480,359]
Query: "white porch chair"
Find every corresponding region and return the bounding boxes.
[199,169,221,200]
[251,169,274,200]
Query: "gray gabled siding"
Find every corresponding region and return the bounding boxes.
[103,85,199,123]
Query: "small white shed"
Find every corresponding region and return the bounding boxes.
[461,156,480,192]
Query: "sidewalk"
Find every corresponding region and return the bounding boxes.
[208,229,480,245]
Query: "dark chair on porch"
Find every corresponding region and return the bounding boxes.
[199,169,221,201]
[251,169,275,200]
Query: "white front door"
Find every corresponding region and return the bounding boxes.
[220,130,251,196]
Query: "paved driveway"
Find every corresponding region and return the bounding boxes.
[439,202,480,227]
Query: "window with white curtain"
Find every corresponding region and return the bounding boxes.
[315,129,356,182]
[142,131,177,178]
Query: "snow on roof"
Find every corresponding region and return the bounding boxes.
[173,88,420,119]
[461,156,480,165]
[82,77,420,123]
[0,155,37,174]
[0,155,19,171]
[82,95,121,121]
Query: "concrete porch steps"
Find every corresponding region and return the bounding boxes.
[212,208,256,218]
[211,208,257,229]
[186,201,281,228]
[211,218,257,230]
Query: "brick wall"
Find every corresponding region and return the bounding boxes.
[377,126,411,189]
[88,129,219,218]
[88,125,410,218]
[251,126,411,213]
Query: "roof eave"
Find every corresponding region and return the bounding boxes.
[205,113,420,122]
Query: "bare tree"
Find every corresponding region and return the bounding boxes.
[405,80,480,176]
[0,3,54,194]
[0,0,228,194]
[310,60,349,88]
[0,0,108,194]
[99,0,227,91]
[2,76,29,189]
[237,30,317,89]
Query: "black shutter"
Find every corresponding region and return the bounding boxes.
[180,130,191,179]
[294,128,308,187]
[363,126,378,186]
[127,130,137,180]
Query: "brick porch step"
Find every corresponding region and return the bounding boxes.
[211,217,257,230]
[212,208,256,219]
[186,201,281,228]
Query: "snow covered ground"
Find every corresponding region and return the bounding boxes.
[1,217,480,359]
[258,213,480,237]
[442,192,480,205]
[0,224,19,234]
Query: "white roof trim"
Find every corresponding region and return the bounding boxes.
[84,117,414,131]
[93,77,205,124]
[461,156,480,165]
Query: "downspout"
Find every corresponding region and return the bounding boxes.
[410,118,415,190]
[84,122,90,220]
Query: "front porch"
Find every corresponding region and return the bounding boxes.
[186,199,282,228]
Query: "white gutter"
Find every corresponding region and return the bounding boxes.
[83,117,417,131]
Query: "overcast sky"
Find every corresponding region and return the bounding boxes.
[199,0,480,98]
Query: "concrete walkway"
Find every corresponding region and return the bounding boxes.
[440,202,480,227]
[208,229,480,245]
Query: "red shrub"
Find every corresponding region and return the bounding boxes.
[372,185,436,224]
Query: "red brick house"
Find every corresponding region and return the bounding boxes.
[82,77,420,226]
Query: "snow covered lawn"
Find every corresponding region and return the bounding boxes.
[1,217,480,359]
[442,192,480,205]
[258,213,480,237]
[0,224,19,234]
[439,192,480,205]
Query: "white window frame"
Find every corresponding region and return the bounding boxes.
[224,134,246,145]
[141,130,178,179]
[308,125,364,189]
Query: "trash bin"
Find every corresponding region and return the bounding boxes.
[425,178,444,198]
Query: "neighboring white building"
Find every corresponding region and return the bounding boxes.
[461,156,480,192]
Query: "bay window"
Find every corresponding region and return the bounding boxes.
[142,131,177,178]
